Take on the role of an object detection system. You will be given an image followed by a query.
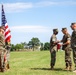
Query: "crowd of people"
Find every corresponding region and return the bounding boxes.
[50,22,76,73]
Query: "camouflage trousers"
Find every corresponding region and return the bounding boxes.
[65,47,72,67]
[6,50,10,63]
[50,50,56,67]
[72,49,76,69]
[0,47,6,68]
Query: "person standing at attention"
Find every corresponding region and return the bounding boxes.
[50,28,59,70]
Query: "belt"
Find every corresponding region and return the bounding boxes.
[0,45,3,46]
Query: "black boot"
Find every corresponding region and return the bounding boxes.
[50,66,54,70]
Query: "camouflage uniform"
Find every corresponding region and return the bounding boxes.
[71,30,76,69]
[5,42,11,69]
[0,31,6,71]
[50,29,58,69]
[61,32,72,68]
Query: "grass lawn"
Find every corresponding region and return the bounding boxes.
[0,50,76,75]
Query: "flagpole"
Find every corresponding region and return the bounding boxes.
[1,4,2,26]
[1,4,3,26]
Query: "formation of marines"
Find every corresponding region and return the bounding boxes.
[50,22,76,72]
[0,26,11,72]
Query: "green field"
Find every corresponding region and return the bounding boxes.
[0,50,76,75]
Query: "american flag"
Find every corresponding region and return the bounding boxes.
[1,4,11,44]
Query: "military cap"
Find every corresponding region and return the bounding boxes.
[71,22,76,25]
[61,28,67,31]
[0,26,5,30]
[53,28,58,32]
[0,26,1,28]
[0,26,3,29]
[70,22,76,27]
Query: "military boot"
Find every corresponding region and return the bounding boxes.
[50,66,54,70]
[7,63,10,69]
[64,66,69,71]
[64,62,69,71]
[73,65,76,72]
[69,66,72,71]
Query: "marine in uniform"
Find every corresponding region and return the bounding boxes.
[0,26,6,72]
[50,28,59,69]
[70,23,76,72]
[1,25,11,70]
[61,28,72,71]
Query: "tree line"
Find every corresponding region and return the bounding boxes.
[11,37,50,51]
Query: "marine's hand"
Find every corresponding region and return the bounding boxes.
[56,40,60,43]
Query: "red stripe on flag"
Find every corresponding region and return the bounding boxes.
[5,25,8,29]
[5,30,10,36]
[5,35,11,42]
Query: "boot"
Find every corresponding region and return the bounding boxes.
[50,66,54,70]
[64,66,69,71]
[64,62,69,71]
[7,63,10,69]
[69,66,72,71]
[73,65,76,72]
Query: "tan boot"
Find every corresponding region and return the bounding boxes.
[7,64,10,69]
[69,66,72,71]
[73,69,76,73]
[73,65,76,72]
[64,67,69,71]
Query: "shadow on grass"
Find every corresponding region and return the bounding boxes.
[30,68,67,71]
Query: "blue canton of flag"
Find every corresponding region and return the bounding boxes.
[2,5,7,26]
